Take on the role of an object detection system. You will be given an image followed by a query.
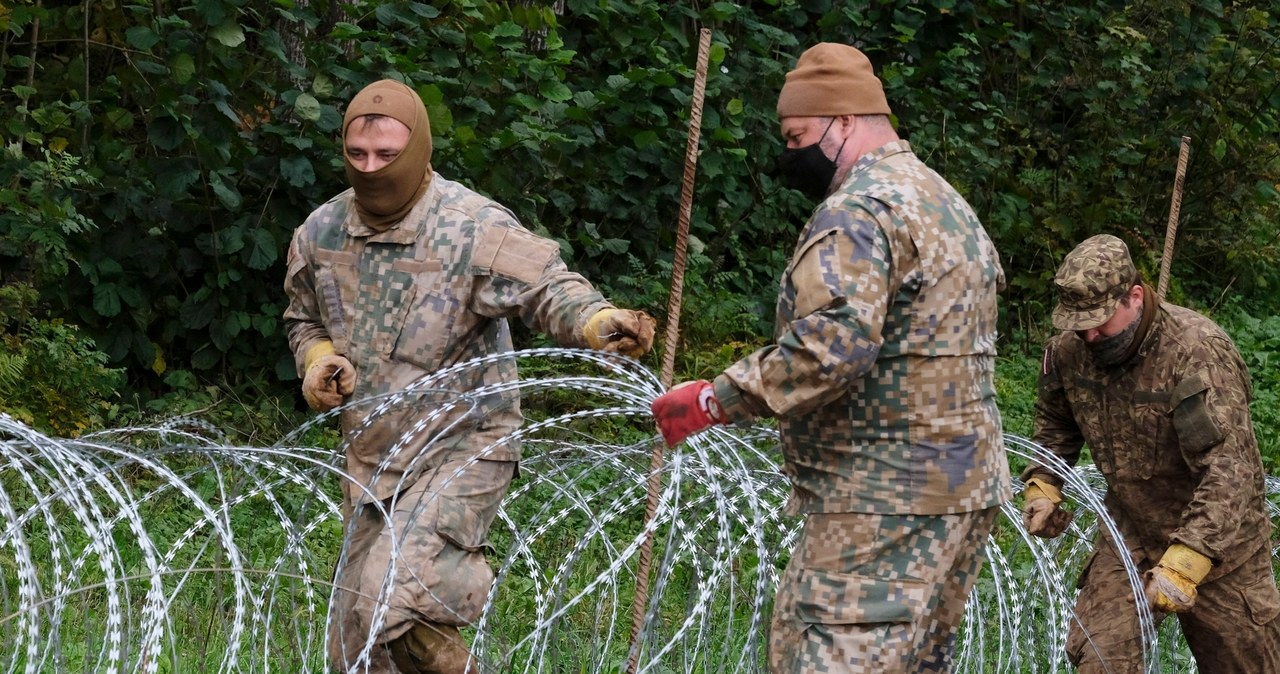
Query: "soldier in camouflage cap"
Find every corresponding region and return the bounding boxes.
[1051,234,1138,331]
[283,79,655,674]
[1021,234,1280,672]
[651,42,1008,673]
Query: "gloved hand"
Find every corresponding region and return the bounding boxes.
[301,341,355,412]
[650,380,725,447]
[584,308,657,358]
[1021,476,1073,538]
[1145,543,1213,613]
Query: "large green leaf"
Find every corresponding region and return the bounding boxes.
[211,21,246,48]
[246,228,278,270]
[170,53,196,84]
[279,155,315,188]
[92,283,121,318]
[125,26,162,51]
[293,93,322,122]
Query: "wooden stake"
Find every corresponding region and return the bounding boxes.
[624,26,712,674]
[1157,136,1191,297]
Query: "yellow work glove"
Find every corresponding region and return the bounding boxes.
[1021,477,1073,538]
[1145,543,1213,613]
[583,308,656,358]
[301,341,355,412]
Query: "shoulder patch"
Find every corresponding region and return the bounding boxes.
[473,225,558,285]
[1038,340,1064,392]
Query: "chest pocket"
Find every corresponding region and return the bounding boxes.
[1130,388,1175,479]
[386,257,454,369]
[314,249,358,354]
[1069,376,1172,480]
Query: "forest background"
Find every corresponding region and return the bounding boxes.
[1,0,1278,460]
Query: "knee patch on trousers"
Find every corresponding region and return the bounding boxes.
[772,568,927,672]
[389,622,478,674]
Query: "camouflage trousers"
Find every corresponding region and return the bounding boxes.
[1067,535,1280,674]
[327,455,515,674]
[769,507,999,674]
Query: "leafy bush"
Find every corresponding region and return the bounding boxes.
[1,0,1276,404]
[0,283,125,436]
[1216,303,1280,471]
[0,144,99,286]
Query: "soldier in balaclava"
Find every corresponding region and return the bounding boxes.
[284,79,655,674]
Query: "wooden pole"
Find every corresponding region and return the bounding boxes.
[624,26,712,674]
[1157,136,1191,297]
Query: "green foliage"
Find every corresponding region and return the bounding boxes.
[120,368,330,446]
[0,283,125,436]
[2,0,341,390]
[995,349,1040,440]
[0,143,99,285]
[1,0,1277,407]
[1216,303,1280,471]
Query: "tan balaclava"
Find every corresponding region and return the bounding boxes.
[342,79,432,228]
[776,43,891,118]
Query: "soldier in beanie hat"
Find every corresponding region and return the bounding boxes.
[652,42,1008,673]
[1021,234,1280,672]
[284,79,656,674]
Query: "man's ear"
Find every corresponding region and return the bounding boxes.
[837,114,857,139]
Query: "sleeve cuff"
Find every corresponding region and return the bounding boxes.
[712,375,756,426]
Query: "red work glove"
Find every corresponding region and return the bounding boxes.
[650,380,726,447]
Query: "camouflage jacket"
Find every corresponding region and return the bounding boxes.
[1028,302,1271,576]
[284,175,611,503]
[713,140,1010,516]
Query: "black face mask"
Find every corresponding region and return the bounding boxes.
[1083,312,1141,367]
[777,119,843,201]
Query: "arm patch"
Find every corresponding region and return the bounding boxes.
[472,225,559,285]
[1171,371,1225,453]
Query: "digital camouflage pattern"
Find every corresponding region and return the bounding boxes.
[1027,299,1280,670]
[713,139,1007,672]
[713,140,1010,516]
[284,174,615,672]
[769,508,998,673]
[327,453,511,672]
[284,175,612,503]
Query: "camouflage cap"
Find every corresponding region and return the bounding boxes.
[1052,234,1138,331]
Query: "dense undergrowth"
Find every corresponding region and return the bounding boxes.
[2,0,1277,416]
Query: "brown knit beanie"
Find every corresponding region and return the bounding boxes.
[776,43,891,118]
[342,79,433,228]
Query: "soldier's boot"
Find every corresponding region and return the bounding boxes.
[388,622,479,674]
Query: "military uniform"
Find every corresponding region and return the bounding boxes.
[1026,299,1280,673]
[712,140,1009,673]
[284,175,613,672]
